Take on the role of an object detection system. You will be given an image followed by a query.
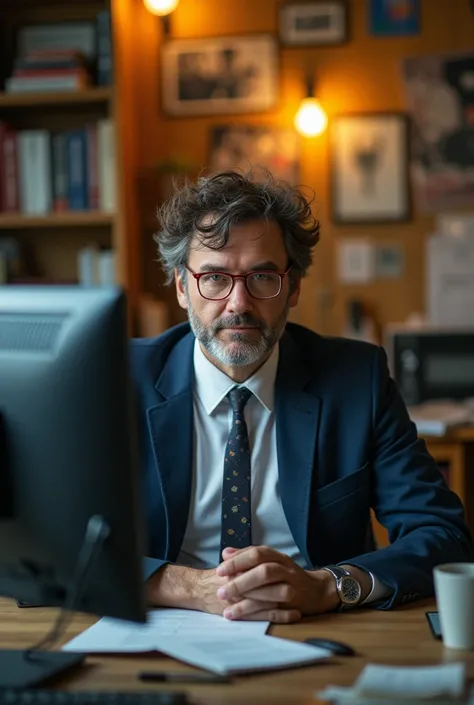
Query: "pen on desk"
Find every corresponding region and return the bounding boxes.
[138,672,231,684]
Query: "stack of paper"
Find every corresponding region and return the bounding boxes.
[318,663,467,704]
[63,608,332,675]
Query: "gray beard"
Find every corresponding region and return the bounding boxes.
[186,298,289,368]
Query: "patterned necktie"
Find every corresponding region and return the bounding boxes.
[220,386,253,559]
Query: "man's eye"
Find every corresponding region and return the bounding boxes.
[252,273,271,281]
[203,274,224,282]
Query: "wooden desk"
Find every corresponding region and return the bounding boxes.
[0,598,471,704]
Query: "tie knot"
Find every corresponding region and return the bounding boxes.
[227,386,252,413]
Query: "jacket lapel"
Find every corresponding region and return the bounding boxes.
[276,333,322,568]
[146,333,195,562]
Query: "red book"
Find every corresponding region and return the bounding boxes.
[0,124,19,213]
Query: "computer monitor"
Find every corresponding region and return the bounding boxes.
[0,286,146,687]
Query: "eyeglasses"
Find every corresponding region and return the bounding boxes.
[185,265,292,301]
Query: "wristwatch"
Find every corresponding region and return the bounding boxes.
[322,565,362,608]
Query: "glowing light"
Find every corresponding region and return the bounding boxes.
[294,97,327,137]
[143,0,179,16]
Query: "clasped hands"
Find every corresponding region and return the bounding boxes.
[210,545,339,623]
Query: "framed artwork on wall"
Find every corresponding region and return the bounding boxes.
[161,34,279,117]
[208,125,300,184]
[330,112,411,224]
[369,0,420,37]
[278,1,348,47]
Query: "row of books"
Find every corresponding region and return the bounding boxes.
[0,120,116,215]
[4,12,112,93]
[0,236,115,287]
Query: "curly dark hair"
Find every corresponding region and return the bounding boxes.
[154,170,320,284]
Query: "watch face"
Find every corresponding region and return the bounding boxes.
[340,576,362,604]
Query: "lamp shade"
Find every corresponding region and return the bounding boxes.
[143,0,179,15]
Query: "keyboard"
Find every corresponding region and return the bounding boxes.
[0,691,188,705]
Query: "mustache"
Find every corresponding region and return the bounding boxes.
[213,314,265,332]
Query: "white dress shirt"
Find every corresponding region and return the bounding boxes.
[177,339,390,605]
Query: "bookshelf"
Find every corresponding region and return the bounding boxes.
[0,86,112,108]
[0,0,142,330]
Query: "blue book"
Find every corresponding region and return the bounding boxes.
[66,130,88,210]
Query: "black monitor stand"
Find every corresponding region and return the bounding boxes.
[0,516,110,689]
[0,650,84,689]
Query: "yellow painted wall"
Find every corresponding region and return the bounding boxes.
[129,0,474,335]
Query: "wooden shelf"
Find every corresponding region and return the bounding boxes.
[0,212,114,229]
[0,87,112,108]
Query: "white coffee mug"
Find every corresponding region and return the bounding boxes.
[433,563,474,650]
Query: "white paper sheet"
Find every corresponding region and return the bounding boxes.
[354,663,466,699]
[153,634,332,675]
[317,663,466,703]
[62,608,270,654]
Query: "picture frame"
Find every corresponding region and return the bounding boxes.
[369,0,420,37]
[208,125,300,184]
[330,112,411,225]
[161,34,279,117]
[278,1,348,47]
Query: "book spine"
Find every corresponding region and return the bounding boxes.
[96,10,113,86]
[97,119,116,213]
[66,130,88,210]
[86,123,99,210]
[5,75,87,92]
[51,132,68,212]
[18,131,52,214]
[1,130,20,213]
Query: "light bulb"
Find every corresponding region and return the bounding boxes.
[143,0,179,15]
[294,97,328,137]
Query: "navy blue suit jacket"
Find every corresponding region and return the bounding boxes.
[132,322,472,609]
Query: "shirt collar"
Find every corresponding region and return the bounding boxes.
[193,339,279,415]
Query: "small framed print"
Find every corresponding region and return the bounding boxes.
[278,1,348,47]
[161,34,279,117]
[331,112,411,225]
[208,124,300,184]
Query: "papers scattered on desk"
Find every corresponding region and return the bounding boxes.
[408,401,474,436]
[62,608,269,654]
[62,607,332,675]
[153,634,331,676]
[318,663,466,703]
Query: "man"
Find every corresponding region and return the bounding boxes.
[132,171,472,624]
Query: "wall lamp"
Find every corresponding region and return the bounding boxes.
[294,75,328,138]
[143,0,179,14]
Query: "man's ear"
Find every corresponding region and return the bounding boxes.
[175,268,188,310]
[288,277,301,309]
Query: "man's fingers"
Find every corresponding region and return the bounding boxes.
[225,604,301,624]
[216,545,288,577]
[218,563,288,601]
[223,599,278,619]
[233,582,295,604]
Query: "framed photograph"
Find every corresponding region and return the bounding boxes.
[278,1,348,47]
[331,113,411,224]
[208,125,300,184]
[401,52,474,212]
[369,0,420,37]
[161,34,279,117]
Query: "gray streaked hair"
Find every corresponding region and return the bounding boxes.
[153,170,320,284]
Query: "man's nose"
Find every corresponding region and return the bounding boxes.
[225,278,253,313]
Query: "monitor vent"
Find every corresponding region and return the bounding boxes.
[0,315,66,351]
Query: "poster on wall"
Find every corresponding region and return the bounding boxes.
[401,52,474,212]
[330,112,411,224]
[161,35,279,117]
[208,125,300,185]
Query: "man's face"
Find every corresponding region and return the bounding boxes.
[175,218,300,369]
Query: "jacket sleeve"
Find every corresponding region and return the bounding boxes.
[343,346,473,609]
[142,557,168,582]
